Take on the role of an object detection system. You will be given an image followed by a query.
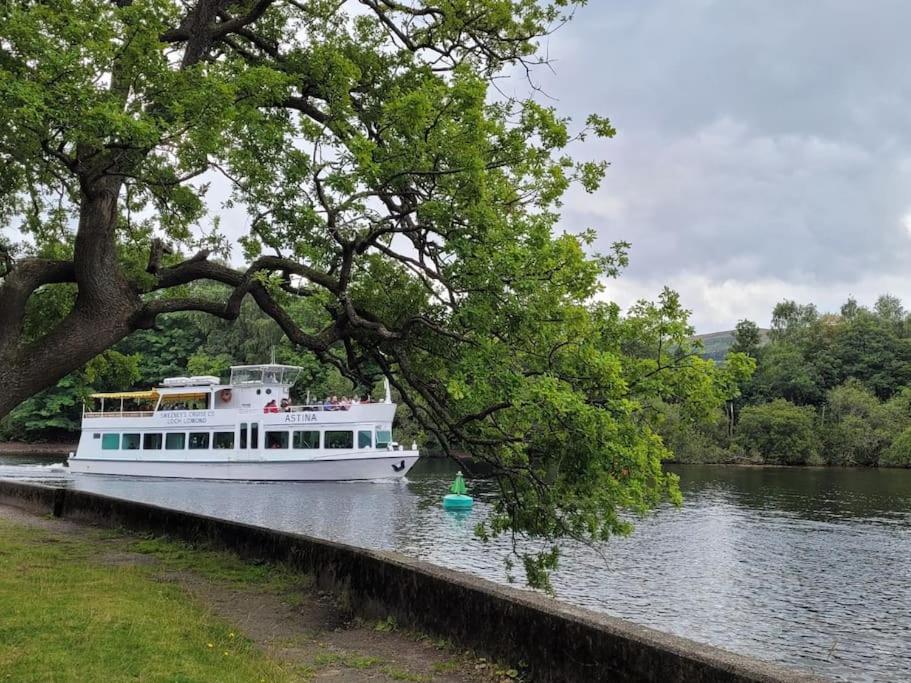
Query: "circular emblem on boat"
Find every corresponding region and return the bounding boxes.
[219,388,232,403]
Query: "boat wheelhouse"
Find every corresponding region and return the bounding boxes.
[67,364,420,480]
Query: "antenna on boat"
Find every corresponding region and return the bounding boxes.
[384,377,391,404]
[270,346,276,364]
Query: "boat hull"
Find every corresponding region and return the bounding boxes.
[67,453,420,481]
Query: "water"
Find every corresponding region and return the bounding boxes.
[2,454,910,682]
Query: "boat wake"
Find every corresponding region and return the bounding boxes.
[0,462,68,481]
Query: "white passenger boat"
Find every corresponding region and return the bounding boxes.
[67,364,420,480]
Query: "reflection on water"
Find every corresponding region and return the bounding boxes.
[2,455,910,682]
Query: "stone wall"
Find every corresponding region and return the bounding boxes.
[0,480,822,682]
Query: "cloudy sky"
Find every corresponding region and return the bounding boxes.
[5,1,906,333]
[521,0,911,331]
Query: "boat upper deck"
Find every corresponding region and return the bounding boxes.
[83,364,391,421]
[83,402,389,419]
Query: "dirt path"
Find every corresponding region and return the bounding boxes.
[0,504,515,683]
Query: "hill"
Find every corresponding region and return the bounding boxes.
[693,329,770,361]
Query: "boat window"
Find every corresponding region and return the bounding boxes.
[142,433,162,450]
[265,431,289,449]
[375,430,391,449]
[293,430,319,449]
[101,433,119,450]
[325,431,353,449]
[358,430,372,449]
[240,423,247,449]
[231,367,263,385]
[213,432,234,449]
[281,367,302,385]
[121,434,141,450]
[188,432,210,450]
[251,423,259,449]
[165,433,185,450]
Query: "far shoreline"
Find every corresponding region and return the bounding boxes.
[0,441,76,456]
[665,460,909,470]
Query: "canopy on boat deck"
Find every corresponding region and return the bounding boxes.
[90,391,159,400]
[158,392,209,401]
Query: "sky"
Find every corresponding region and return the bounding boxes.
[521,0,911,331]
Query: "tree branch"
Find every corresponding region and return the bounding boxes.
[0,259,76,353]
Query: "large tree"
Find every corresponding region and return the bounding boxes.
[0,0,723,586]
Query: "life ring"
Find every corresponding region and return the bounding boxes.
[219,388,232,403]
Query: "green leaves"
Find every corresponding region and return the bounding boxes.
[585,113,617,139]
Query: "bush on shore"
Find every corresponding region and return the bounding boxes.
[881,426,911,467]
[734,400,820,465]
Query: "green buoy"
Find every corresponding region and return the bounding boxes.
[443,471,473,510]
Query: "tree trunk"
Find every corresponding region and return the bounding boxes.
[0,178,139,421]
[0,307,136,421]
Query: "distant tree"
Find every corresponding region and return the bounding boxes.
[821,380,892,466]
[831,312,911,398]
[748,343,823,406]
[840,297,862,319]
[730,319,762,358]
[769,300,818,342]
[653,350,755,459]
[734,399,819,465]
[799,316,844,394]
[116,313,208,387]
[874,294,905,325]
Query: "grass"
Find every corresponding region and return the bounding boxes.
[0,517,520,683]
[0,519,295,683]
[127,535,310,592]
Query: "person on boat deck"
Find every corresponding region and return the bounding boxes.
[280,398,291,412]
[263,400,279,414]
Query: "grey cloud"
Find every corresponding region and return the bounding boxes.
[517,0,911,327]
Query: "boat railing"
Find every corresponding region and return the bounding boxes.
[84,410,156,419]
[288,403,356,412]
[237,403,370,415]
[245,400,395,415]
